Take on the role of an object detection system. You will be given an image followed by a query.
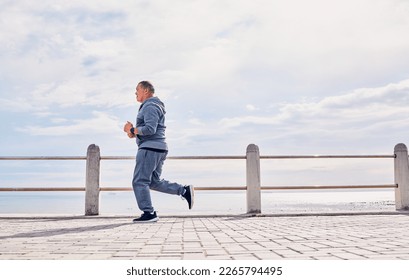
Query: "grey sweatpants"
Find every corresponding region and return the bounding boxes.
[132,148,185,213]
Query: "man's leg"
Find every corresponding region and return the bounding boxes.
[149,151,185,195]
[149,151,194,209]
[132,149,158,213]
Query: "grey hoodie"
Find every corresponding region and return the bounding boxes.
[135,96,168,151]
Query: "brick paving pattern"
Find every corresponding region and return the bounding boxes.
[1,214,409,260]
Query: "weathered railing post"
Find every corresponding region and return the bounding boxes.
[246,144,261,214]
[394,143,409,210]
[85,144,100,216]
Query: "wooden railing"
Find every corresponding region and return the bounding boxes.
[1,143,409,215]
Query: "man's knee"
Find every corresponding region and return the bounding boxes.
[132,176,151,189]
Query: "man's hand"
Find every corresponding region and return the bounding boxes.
[124,121,137,138]
[123,121,133,134]
[127,132,136,138]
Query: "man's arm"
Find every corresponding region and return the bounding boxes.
[123,121,138,138]
[136,104,162,136]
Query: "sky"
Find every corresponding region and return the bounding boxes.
[1,0,409,191]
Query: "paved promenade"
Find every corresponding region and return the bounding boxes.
[1,213,409,260]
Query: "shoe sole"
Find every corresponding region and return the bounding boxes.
[132,217,159,223]
[189,185,195,209]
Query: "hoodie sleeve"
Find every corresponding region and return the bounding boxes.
[136,104,162,136]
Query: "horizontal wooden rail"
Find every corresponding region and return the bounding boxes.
[101,185,398,191]
[0,156,245,161]
[261,184,398,190]
[0,156,86,160]
[0,155,396,161]
[0,184,397,192]
[100,186,247,191]
[97,184,400,191]
[260,155,395,159]
[101,156,246,160]
[0,187,85,191]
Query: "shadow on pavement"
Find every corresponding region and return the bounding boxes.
[0,222,131,240]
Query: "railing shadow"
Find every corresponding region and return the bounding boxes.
[0,222,130,240]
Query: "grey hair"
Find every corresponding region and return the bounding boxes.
[138,81,155,94]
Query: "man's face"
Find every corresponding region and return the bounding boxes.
[135,84,148,103]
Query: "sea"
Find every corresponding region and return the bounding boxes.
[0,189,396,215]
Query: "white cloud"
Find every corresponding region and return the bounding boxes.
[218,79,409,130]
[17,111,121,136]
[245,104,258,111]
[188,118,205,126]
[191,78,409,155]
[219,115,282,129]
[1,0,409,157]
[50,118,68,124]
[2,0,409,111]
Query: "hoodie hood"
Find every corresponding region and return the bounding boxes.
[141,96,166,114]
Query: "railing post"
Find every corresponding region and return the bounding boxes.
[246,144,261,214]
[394,143,409,210]
[85,144,100,216]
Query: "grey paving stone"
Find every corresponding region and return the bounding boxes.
[1,214,409,260]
